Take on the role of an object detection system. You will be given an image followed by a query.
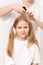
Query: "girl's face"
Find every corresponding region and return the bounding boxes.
[16,20,29,40]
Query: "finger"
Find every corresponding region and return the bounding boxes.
[29,12,34,16]
[27,11,32,15]
[30,13,33,16]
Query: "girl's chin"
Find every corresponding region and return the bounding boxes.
[18,36,27,40]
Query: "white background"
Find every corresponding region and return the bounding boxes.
[0,0,43,65]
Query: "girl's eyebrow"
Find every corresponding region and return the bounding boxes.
[24,26,28,28]
[17,26,28,28]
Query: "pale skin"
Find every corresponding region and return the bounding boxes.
[0,1,40,65]
[0,0,43,29]
[27,11,43,29]
[11,20,38,65]
[16,20,29,40]
[23,0,43,29]
[0,4,24,16]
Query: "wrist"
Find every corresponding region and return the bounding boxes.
[34,17,40,24]
[33,17,38,22]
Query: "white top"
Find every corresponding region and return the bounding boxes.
[0,0,43,40]
[0,0,43,42]
[0,0,42,65]
[5,38,40,65]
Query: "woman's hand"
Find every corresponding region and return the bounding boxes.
[27,11,43,29]
[27,11,35,21]
[12,4,25,14]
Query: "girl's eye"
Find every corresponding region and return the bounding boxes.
[18,27,22,29]
[24,26,28,28]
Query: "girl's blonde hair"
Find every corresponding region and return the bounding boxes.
[7,11,39,57]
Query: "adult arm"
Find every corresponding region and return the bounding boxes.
[0,4,24,16]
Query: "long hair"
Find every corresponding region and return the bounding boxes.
[6,11,39,57]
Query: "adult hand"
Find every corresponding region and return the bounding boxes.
[27,11,35,21]
[12,4,25,14]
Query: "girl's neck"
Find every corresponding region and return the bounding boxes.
[16,36,27,41]
[22,0,35,9]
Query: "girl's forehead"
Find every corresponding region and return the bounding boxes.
[17,20,29,25]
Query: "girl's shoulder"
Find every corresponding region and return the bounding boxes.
[33,43,40,52]
[27,43,39,51]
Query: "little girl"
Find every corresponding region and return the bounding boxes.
[5,11,40,65]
